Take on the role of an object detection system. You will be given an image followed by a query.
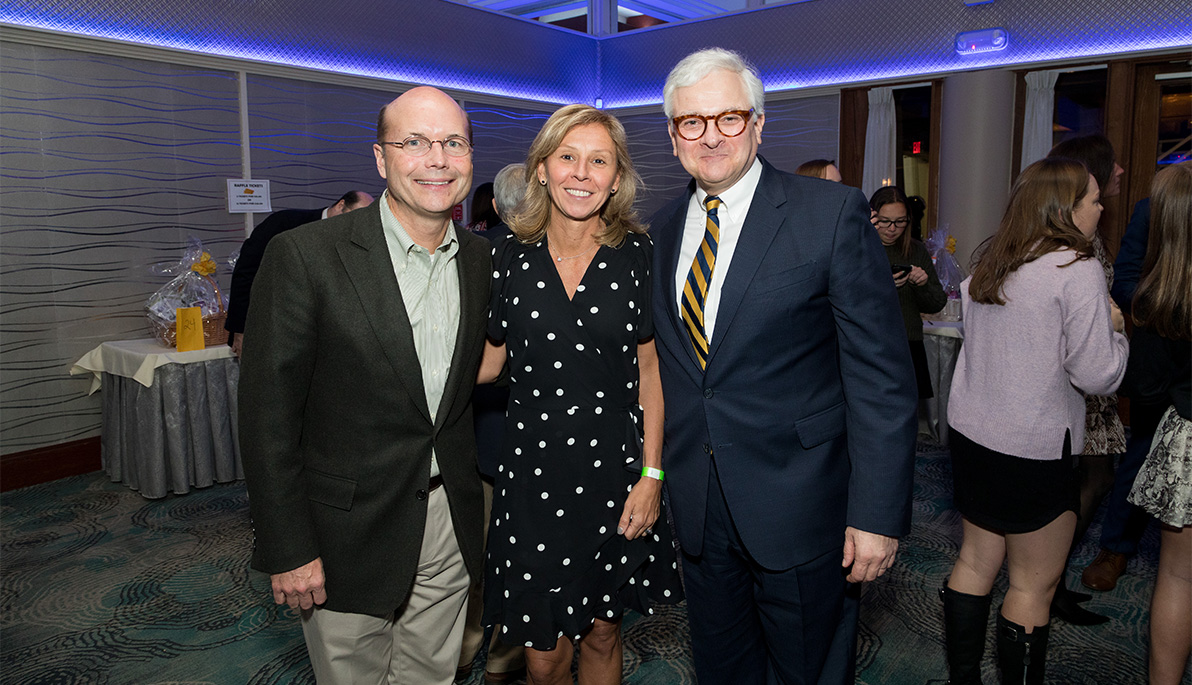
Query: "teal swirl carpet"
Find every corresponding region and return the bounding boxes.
[1,442,1168,684]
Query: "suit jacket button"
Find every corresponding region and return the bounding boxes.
[703,443,711,454]
[416,489,428,500]
[703,388,714,398]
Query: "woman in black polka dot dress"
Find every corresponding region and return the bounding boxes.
[477,104,682,683]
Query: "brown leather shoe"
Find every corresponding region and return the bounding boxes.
[1081,549,1128,591]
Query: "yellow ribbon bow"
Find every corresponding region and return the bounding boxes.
[190,252,217,276]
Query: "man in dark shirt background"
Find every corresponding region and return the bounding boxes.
[225,189,374,355]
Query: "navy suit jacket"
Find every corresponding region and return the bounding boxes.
[650,158,917,570]
[1111,197,1150,313]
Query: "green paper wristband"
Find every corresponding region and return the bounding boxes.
[641,466,664,482]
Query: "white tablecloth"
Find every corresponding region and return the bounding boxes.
[923,321,964,446]
[70,338,234,394]
[71,338,240,498]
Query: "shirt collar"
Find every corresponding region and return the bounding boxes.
[694,157,763,215]
[320,206,330,220]
[379,189,459,257]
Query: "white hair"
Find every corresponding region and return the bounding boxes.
[492,163,527,218]
[662,47,765,119]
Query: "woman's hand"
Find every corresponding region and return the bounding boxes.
[1109,300,1125,333]
[907,265,928,286]
[618,477,661,540]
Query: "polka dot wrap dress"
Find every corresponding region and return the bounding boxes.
[482,232,683,649]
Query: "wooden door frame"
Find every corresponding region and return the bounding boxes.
[1009,54,1191,259]
[839,80,942,230]
[1126,60,1191,220]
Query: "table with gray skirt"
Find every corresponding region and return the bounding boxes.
[72,339,241,499]
[922,321,963,447]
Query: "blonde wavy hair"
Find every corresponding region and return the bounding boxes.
[508,104,646,247]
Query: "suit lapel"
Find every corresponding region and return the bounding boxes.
[706,160,788,365]
[433,227,486,431]
[337,207,433,425]
[657,181,705,376]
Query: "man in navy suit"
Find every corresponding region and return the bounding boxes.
[650,48,917,684]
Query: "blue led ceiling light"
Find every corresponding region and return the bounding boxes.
[3,0,1188,109]
[956,28,1009,55]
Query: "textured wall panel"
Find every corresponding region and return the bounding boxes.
[599,0,1191,107]
[245,78,551,222]
[246,75,393,209]
[616,94,840,219]
[465,102,551,220]
[0,43,244,454]
[1,0,598,105]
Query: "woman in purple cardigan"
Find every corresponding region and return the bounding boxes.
[941,158,1129,684]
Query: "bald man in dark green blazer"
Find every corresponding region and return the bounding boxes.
[239,86,492,684]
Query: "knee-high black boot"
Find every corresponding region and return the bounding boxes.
[942,586,992,685]
[996,611,1050,685]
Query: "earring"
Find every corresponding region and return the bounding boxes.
[539,178,547,186]
[610,187,618,195]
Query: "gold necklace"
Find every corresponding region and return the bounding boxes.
[553,244,597,262]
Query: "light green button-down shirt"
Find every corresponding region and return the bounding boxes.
[378,190,461,478]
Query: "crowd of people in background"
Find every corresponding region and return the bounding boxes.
[228,46,1190,685]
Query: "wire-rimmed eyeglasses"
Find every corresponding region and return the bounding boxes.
[671,109,755,141]
[380,135,473,157]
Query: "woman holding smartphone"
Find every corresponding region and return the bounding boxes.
[870,185,947,399]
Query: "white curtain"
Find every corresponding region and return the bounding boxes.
[862,87,896,199]
[1021,70,1060,171]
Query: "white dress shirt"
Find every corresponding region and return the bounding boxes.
[673,158,763,344]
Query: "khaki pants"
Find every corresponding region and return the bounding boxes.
[302,485,470,685]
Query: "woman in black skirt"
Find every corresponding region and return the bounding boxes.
[869,185,947,399]
[941,158,1128,684]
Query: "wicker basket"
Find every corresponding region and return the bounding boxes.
[148,275,228,348]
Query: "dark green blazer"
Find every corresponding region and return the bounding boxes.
[239,202,491,617]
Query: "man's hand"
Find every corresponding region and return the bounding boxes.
[231,333,244,358]
[271,557,327,610]
[842,527,898,583]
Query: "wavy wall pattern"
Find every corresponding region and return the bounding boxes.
[246,73,550,221]
[0,47,554,456]
[247,75,393,208]
[1,43,244,454]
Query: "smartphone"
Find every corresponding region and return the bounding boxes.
[891,264,913,276]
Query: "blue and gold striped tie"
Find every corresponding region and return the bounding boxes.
[681,196,721,370]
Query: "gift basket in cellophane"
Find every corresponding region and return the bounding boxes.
[926,226,965,321]
[145,238,228,347]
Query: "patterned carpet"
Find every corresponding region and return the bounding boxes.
[1,442,1170,684]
